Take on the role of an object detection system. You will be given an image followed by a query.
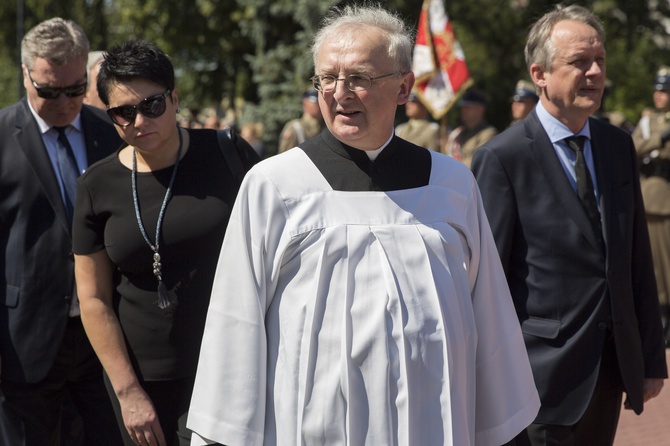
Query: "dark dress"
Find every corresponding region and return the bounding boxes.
[73,128,258,445]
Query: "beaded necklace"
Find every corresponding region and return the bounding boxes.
[131,126,183,309]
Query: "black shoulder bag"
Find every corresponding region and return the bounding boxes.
[216,128,246,185]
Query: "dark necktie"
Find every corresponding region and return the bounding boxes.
[565,136,602,236]
[54,126,80,222]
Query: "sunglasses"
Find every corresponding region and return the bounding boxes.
[27,71,87,99]
[106,90,171,127]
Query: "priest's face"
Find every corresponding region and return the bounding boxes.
[315,27,414,151]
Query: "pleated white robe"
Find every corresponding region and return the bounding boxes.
[188,148,539,446]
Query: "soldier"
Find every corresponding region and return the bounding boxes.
[442,88,498,168]
[395,92,440,150]
[277,88,323,153]
[509,79,538,127]
[632,66,670,344]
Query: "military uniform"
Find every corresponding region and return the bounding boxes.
[395,118,440,151]
[509,79,539,128]
[277,114,322,154]
[632,68,670,342]
[443,122,498,169]
[443,88,498,168]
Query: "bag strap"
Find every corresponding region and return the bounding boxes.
[217,128,246,185]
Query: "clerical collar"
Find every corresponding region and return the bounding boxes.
[319,130,398,163]
[365,132,394,161]
[300,129,432,191]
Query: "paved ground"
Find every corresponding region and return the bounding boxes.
[614,350,670,445]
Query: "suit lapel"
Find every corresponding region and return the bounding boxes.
[589,117,611,252]
[524,112,603,252]
[15,98,71,234]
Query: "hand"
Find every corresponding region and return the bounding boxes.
[623,378,665,410]
[118,386,167,446]
[642,378,664,403]
[661,128,670,145]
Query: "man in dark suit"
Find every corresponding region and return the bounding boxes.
[471,5,667,446]
[0,18,122,445]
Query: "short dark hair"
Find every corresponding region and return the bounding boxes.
[97,40,175,106]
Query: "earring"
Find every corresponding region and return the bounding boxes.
[176,108,181,114]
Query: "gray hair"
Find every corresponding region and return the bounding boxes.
[87,50,105,74]
[312,4,414,73]
[525,4,605,72]
[21,18,89,70]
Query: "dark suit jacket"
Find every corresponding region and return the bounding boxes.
[0,98,121,383]
[471,110,667,425]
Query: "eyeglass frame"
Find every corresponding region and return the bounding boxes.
[106,89,172,127]
[310,72,404,93]
[26,70,88,99]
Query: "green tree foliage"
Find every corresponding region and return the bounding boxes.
[403,0,670,131]
[594,0,670,123]
[236,0,338,156]
[102,0,255,122]
[1,0,669,151]
[445,0,539,130]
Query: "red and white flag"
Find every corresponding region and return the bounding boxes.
[412,0,473,120]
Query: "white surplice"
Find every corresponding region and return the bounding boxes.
[188,148,539,446]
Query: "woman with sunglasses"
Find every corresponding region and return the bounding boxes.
[71,40,259,446]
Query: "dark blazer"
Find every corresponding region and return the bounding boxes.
[471,110,667,425]
[0,98,121,383]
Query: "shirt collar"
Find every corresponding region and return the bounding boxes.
[535,101,591,143]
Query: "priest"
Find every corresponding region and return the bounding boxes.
[187,5,540,446]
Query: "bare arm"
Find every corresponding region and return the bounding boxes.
[75,250,166,446]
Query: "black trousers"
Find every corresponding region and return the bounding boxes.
[0,317,122,446]
[104,373,195,446]
[505,337,623,446]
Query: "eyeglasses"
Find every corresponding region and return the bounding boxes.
[311,72,401,93]
[27,71,87,99]
[107,90,171,127]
